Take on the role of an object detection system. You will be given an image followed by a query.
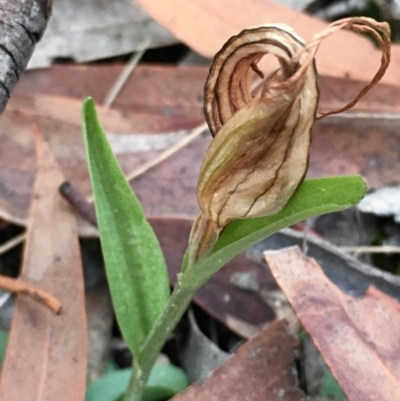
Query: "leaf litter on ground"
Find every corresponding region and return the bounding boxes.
[0,65,399,235]
[0,7,398,398]
[0,128,88,401]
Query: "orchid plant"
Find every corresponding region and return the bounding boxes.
[82,17,390,401]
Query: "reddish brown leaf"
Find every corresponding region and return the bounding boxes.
[14,64,206,131]
[15,64,400,114]
[170,319,306,401]
[309,117,400,189]
[265,247,400,401]
[0,130,87,401]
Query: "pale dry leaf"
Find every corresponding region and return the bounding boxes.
[28,0,177,67]
[0,128,87,401]
[135,0,400,85]
[265,247,400,401]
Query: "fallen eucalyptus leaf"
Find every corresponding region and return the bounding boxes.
[265,247,400,401]
[0,128,87,401]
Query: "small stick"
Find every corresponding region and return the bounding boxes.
[341,245,400,254]
[0,232,26,255]
[103,38,151,108]
[59,182,98,226]
[0,275,62,314]
[125,123,208,182]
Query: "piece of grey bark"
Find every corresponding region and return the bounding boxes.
[0,0,51,113]
[180,310,228,383]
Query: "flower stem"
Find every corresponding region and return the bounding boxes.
[122,360,146,401]
[123,277,197,401]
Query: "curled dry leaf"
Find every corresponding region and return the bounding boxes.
[189,17,390,264]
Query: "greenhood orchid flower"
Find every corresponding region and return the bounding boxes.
[188,18,390,265]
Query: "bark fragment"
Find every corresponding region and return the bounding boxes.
[0,0,51,112]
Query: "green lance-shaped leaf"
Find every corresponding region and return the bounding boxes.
[183,176,366,287]
[82,98,170,356]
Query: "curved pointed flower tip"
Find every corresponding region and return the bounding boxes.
[189,17,390,263]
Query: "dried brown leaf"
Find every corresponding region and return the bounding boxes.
[0,128,87,401]
[170,320,306,401]
[265,247,400,401]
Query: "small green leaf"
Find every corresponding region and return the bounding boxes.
[105,358,120,374]
[0,330,8,370]
[82,98,170,355]
[184,176,366,288]
[145,363,190,401]
[85,364,189,401]
[319,369,347,400]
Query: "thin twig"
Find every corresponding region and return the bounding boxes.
[84,39,208,205]
[59,182,97,226]
[0,275,62,314]
[86,122,208,203]
[0,232,26,255]
[126,122,208,182]
[341,245,400,254]
[103,38,151,108]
